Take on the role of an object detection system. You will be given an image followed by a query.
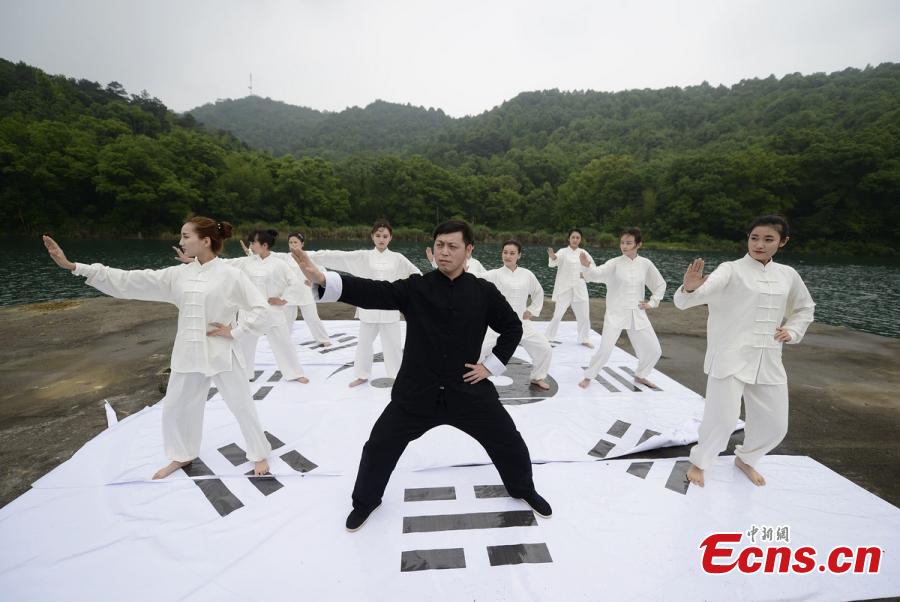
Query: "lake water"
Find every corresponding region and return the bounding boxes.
[4,239,898,339]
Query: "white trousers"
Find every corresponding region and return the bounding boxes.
[355,321,402,380]
[161,366,272,463]
[283,304,330,344]
[544,289,591,343]
[689,375,789,470]
[584,323,661,379]
[241,318,306,381]
[481,320,552,380]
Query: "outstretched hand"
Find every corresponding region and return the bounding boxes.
[42,235,76,271]
[463,363,491,384]
[683,258,708,292]
[292,249,326,286]
[546,247,556,260]
[173,246,194,263]
[579,251,591,267]
[425,247,434,262]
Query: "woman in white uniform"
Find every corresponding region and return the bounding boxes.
[674,215,815,487]
[310,219,421,387]
[42,218,273,479]
[277,232,331,346]
[545,228,595,347]
[481,241,553,389]
[225,229,310,384]
[578,228,666,389]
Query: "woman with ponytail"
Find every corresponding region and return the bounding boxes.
[43,217,273,479]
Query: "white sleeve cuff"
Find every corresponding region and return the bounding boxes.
[483,353,506,376]
[230,325,246,341]
[318,270,343,303]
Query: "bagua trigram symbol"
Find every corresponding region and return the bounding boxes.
[494,357,559,405]
[399,484,553,571]
[300,333,358,353]
[181,431,317,517]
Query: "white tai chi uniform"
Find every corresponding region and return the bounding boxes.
[311,248,421,380]
[581,255,666,380]
[674,254,815,470]
[72,259,273,463]
[480,265,552,381]
[226,254,307,381]
[545,246,595,344]
[272,252,331,344]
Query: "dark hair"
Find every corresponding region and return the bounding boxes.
[250,228,278,248]
[433,220,474,247]
[287,231,305,243]
[186,216,233,255]
[747,215,790,240]
[501,239,522,254]
[620,227,643,244]
[372,219,392,235]
[567,228,583,240]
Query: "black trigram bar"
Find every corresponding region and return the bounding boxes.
[182,459,244,517]
[400,548,466,572]
[665,460,692,495]
[637,429,661,446]
[588,439,616,459]
[581,367,619,393]
[280,450,318,473]
[218,442,248,466]
[320,342,358,354]
[267,371,282,382]
[487,543,553,566]
[607,420,631,438]
[404,487,456,502]
[250,370,264,382]
[253,386,273,400]
[402,510,537,534]
[474,485,509,499]
[620,366,662,390]
[264,431,285,450]
[337,336,356,343]
[244,469,284,496]
[603,367,640,392]
[207,387,218,400]
[626,461,653,479]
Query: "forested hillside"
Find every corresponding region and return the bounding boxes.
[2,57,897,254]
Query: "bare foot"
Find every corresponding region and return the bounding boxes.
[530,379,550,390]
[735,457,766,486]
[634,376,658,389]
[349,378,368,388]
[152,460,193,480]
[578,378,591,389]
[294,376,310,384]
[253,459,270,476]
[581,341,595,349]
[687,464,704,487]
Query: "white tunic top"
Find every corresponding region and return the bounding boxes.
[549,247,595,301]
[482,265,544,321]
[310,248,421,323]
[673,254,815,385]
[272,251,321,306]
[582,255,666,330]
[224,254,306,326]
[466,257,487,276]
[73,258,269,377]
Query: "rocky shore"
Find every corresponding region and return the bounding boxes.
[1,297,897,508]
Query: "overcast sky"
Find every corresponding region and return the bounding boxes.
[2,0,898,117]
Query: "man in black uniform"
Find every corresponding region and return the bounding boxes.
[294,220,552,531]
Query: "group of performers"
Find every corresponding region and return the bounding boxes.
[42,212,814,529]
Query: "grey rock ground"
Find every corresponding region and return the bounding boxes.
[1,297,897,508]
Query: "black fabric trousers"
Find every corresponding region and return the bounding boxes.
[351,397,536,511]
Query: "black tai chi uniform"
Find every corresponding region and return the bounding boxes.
[317,268,536,512]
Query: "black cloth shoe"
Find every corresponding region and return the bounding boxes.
[345,504,380,532]
[520,491,552,518]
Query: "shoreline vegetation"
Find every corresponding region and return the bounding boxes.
[3,59,898,259]
[18,225,896,258]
